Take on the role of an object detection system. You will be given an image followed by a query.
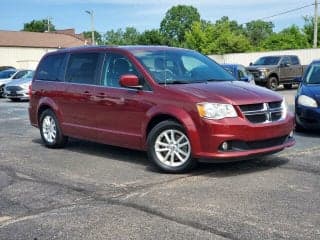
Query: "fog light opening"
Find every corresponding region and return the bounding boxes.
[220,141,230,151]
[289,131,294,138]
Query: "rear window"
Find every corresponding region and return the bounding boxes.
[65,53,100,85]
[36,53,66,81]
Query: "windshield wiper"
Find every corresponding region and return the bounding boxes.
[164,80,190,84]
[206,79,234,82]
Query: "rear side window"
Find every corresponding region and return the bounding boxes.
[36,53,66,81]
[281,57,291,65]
[65,53,100,85]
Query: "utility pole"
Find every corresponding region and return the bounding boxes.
[314,0,318,48]
[47,17,52,32]
[85,10,95,45]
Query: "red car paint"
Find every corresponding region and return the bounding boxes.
[29,46,295,161]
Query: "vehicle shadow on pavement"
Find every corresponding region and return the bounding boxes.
[294,130,320,137]
[193,157,289,177]
[32,138,290,176]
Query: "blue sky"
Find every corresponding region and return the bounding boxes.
[1,0,316,34]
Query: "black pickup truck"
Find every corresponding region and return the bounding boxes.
[246,55,308,90]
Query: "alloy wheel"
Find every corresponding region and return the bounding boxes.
[154,129,191,167]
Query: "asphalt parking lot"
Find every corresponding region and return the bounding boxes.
[0,88,319,240]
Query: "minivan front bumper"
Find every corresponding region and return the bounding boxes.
[192,113,295,160]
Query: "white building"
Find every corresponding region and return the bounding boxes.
[0,30,88,69]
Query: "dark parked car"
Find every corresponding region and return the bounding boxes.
[247,55,307,90]
[221,64,255,84]
[295,60,320,130]
[0,66,15,72]
[29,46,295,173]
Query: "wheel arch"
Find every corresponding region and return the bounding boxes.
[36,98,62,126]
[142,106,201,154]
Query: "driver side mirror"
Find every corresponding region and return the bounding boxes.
[119,74,142,89]
[249,62,253,66]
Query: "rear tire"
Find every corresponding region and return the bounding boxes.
[147,120,197,173]
[267,76,278,91]
[10,98,21,102]
[40,109,68,148]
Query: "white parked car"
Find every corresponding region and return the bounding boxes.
[4,71,34,101]
[0,69,33,97]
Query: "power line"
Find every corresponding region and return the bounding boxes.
[260,3,316,21]
[242,2,318,25]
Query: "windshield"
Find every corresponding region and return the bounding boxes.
[305,63,320,84]
[0,70,16,79]
[131,49,234,84]
[253,56,281,66]
[22,71,34,79]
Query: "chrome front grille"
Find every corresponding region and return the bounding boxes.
[5,86,23,91]
[239,101,285,124]
[247,70,260,79]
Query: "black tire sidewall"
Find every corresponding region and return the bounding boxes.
[147,120,196,173]
[267,77,278,91]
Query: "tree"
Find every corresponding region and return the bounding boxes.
[160,5,200,46]
[23,19,56,32]
[82,31,103,45]
[185,21,215,54]
[216,16,244,35]
[138,29,165,45]
[303,16,320,46]
[122,27,140,45]
[262,25,310,50]
[244,20,274,48]
[104,27,140,45]
[185,18,251,54]
[104,29,124,45]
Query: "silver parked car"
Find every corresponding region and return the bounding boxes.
[4,71,34,101]
[0,69,32,97]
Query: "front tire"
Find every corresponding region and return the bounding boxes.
[40,109,68,148]
[147,120,197,173]
[267,76,278,91]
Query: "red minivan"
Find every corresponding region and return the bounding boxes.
[29,46,295,173]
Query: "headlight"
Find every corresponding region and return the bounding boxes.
[259,70,268,77]
[21,83,30,89]
[281,98,288,118]
[297,95,318,108]
[197,102,238,120]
